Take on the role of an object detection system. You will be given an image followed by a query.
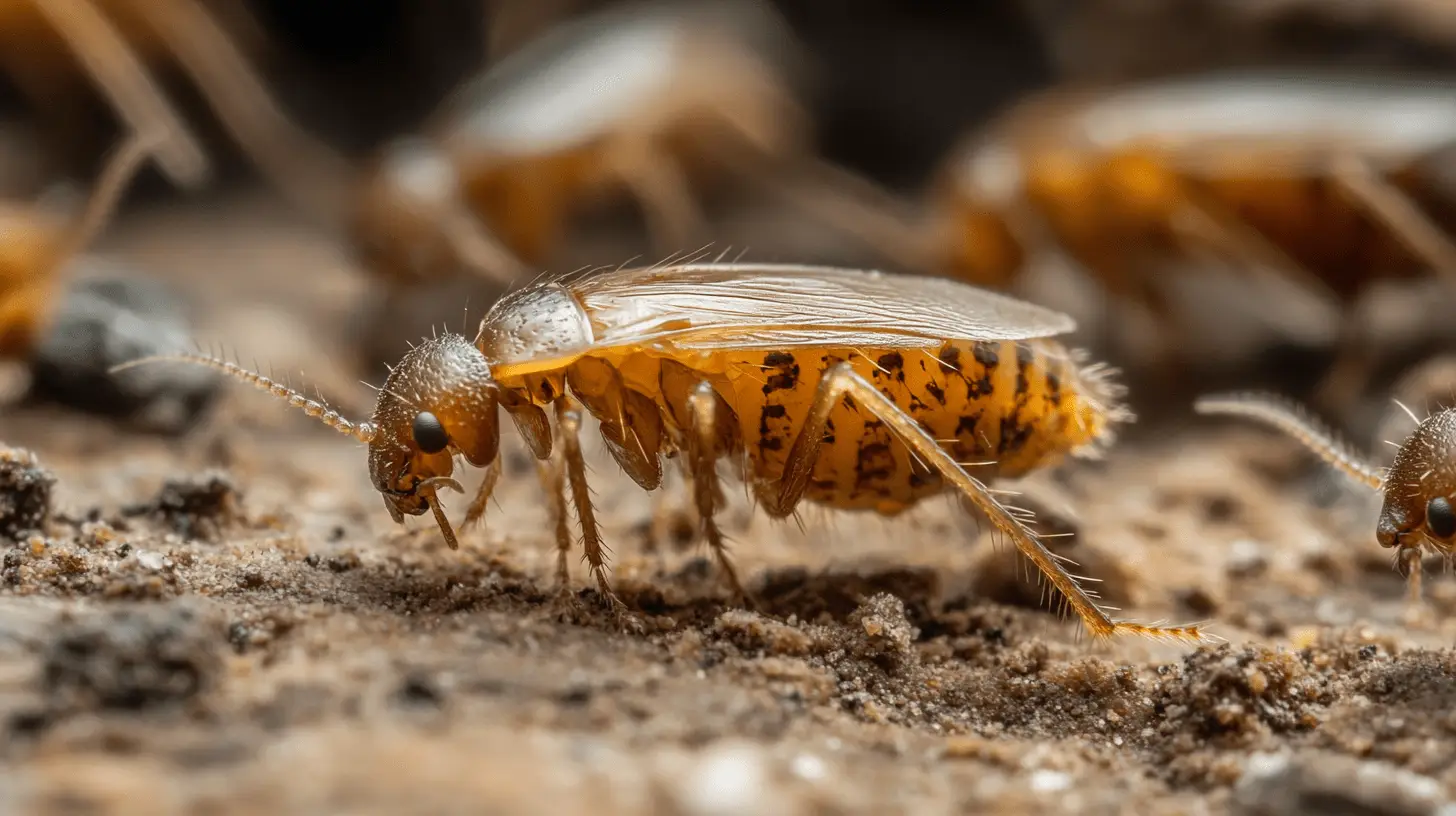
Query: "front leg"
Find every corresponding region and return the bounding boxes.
[461,449,502,531]
[1399,546,1432,628]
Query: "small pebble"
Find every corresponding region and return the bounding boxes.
[790,753,826,782]
[672,742,769,816]
[1029,769,1072,793]
[29,266,222,433]
[1226,539,1268,578]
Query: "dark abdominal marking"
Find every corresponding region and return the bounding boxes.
[758,402,789,453]
[762,352,800,394]
[1014,345,1033,397]
[876,352,906,383]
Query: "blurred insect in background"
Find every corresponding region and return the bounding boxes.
[349,0,929,293]
[482,0,609,61]
[1194,390,1456,626]
[112,260,1208,644]
[0,0,211,188]
[926,70,1456,410]
[0,130,155,360]
[0,0,351,219]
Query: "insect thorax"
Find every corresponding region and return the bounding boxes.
[476,283,595,371]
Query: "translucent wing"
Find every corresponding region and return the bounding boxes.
[566,263,1075,351]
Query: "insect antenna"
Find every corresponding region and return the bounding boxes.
[109,351,377,443]
[1193,391,1382,490]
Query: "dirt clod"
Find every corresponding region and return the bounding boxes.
[37,599,224,717]
[845,592,918,671]
[0,445,54,542]
[1155,646,1326,747]
[121,470,240,541]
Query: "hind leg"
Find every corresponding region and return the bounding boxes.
[1076,251,1190,388]
[1330,153,1456,289]
[1311,298,1378,413]
[757,362,1208,643]
[608,145,706,258]
[29,0,210,188]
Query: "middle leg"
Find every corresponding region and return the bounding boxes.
[554,396,622,611]
[684,381,752,606]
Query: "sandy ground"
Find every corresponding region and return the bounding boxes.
[6,187,1456,815]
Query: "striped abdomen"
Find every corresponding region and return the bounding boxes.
[517,338,1126,515]
[713,338,1125,514]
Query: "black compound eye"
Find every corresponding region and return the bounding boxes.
[1427,496,1456,538]
[412,410,450,454]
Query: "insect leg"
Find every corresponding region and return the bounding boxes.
[1169,184,1337,300]
[771,362,1209,643]
[1074,249,1192,387]
[1316,322,1380,410]
[129,0,355,222]
[555,396,624,610]
[685,381,752,606]
[29,0,211,189]
[1311,299,1379,412]
[646,458,698,553]
[697,131,932,271]
[606,144,705,256]
[1400,546,1429,627]
[461,449,503,531]
[534,446,574,590]
[1329,153,1456,289]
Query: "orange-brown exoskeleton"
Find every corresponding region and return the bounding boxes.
[0,130,157,358]
[112,261,1209,644]
[929,70,1456,408]
[1194,390,1453,624]
[349,0,928,289]
[0,0,350,218]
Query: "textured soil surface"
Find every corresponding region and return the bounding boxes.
[3,185,1456,816]
[9,2,1456,811]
